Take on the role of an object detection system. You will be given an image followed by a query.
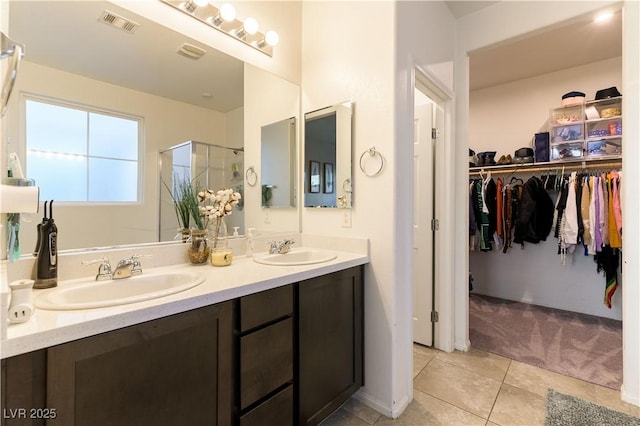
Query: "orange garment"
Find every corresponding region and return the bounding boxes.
[607,173,622,248]
[496,178,503,237]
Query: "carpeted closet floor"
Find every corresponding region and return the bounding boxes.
[468,293,623,390]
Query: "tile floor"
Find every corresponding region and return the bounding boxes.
[320,344,640,425]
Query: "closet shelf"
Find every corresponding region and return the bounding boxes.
[469,157,621,176]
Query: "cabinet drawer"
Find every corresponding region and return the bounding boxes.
[241,317,293,409]
[240,284,293,332]
[240,385,293,426]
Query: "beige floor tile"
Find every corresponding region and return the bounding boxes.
[488,384,546,426]
[435,348,511,382]
[414,357,501,419]
[320,407,372,426]
[373,389,485,426]
[504,360,640,419]
[504,360,593,398]
[413,344,438,378]
[341,398,382,424]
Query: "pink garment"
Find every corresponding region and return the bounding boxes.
[610,170,622,235]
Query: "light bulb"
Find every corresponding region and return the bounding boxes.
[193,0,209,7]
[265,30,279,47]
[594,11,614,23]
[219,3,236,22]
[243,17,259,35]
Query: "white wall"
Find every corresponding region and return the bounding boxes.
[469,57,623,321]
[396,0,457,414]
[302,0,456,418]
[455,0,639,406]
[621,0,640,407]
[301,0,397,416]
[5,61,225,250]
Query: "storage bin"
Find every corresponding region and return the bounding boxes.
[551,142,583,161]
[550,123,584,142]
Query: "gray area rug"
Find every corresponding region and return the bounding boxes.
[546,389,640,425]
[469,293,622,389]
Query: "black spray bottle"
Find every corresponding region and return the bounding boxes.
[34,200,57,289]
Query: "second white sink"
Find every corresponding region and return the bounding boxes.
[254,248,337,266]
[35,271,205,310]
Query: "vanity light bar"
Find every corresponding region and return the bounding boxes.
[160,0,277,57]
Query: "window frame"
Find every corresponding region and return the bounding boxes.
[21,93,145,205]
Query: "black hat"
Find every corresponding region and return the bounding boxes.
[513,147,534,164]
[595,87,621,100]
[562,91,585,99]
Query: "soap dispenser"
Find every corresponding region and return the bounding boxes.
[34,200,57,289]
[246,228,255,257]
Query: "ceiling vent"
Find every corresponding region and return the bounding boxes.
[99,10,140,34]
[177,43,207,60]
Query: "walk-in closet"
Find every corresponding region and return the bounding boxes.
[467,11,623,390]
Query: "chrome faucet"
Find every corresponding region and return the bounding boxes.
[113,254,148,279]
[268,239,295,254]
[83,255,149,281]
[82,257,113,281]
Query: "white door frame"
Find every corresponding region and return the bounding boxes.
[412,65,455,352]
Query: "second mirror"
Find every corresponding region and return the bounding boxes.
[261,117,297,208]
[304,101,353,208]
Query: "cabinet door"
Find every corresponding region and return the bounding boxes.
[1,350,47,426]
[298,266,364,425]
[46,302,233,426]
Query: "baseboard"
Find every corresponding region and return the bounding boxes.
[455,338,471,352]
[352,389,394,418]
[620,384,640,407]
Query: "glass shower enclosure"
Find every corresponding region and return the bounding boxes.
[159,140,244,242]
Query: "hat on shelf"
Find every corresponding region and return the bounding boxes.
[469,148,477,167]
[561,91,586,106]
[513,147,534,164]
[595,87,622,100]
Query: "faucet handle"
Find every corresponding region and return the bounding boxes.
[82,257,112,281]
[129,254,151,275]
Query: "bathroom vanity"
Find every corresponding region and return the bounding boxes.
[1,248,366,426]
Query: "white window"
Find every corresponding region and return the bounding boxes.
[25,97,143,203]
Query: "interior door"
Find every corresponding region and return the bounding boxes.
[413,97,435,346]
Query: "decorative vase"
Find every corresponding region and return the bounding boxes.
[178,228,191,243]
[210,218,233,267]
[187,229,210,265]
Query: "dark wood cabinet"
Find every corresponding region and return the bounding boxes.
[298,266,365,426]
[238,285,294,426]
[2,302,233,426]
[2,266,364,426]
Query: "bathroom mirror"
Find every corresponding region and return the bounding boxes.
[304,101,353,208]
[4,0,300,252]
[261,117,297,208]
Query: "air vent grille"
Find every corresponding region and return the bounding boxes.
[177,43,206,60]
[99,10,140,33]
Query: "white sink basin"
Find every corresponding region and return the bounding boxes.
[35,271,205,310]
[254,249,337,266]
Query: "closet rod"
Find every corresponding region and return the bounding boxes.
[469,159,621,177]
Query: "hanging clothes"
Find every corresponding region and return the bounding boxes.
[559,172,579,262]
[496,178,504,246]
[607,173,622,248]
[580,176,591,250]
[513,176,554,246]
[595,245,620,309]
[474,179,492,251]
[610,171,622,236]
[588,176,597,255]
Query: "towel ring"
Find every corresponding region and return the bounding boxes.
[245,166,257,187]
[342,178,352,193]
[359,146,384,177]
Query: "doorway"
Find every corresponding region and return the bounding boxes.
[412,70,445,347]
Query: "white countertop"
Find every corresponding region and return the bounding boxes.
[2,249,368,359]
